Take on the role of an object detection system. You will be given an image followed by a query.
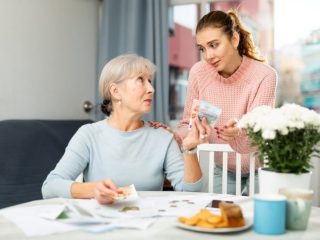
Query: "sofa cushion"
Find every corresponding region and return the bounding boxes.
[0,119,92,209]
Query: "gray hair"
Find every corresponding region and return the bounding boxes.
[99,54,156,115]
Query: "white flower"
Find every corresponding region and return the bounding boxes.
[238,105,272,129]
[262,129,276,139]
[239,103,320,174]
[239,104,320,136]
[301,109,320,127]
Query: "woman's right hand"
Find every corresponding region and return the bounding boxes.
[94,179,123,205]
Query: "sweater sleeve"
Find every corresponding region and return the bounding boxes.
[41,126,90,199]
[230,72,278,153]
[178,66,199,139]
[164,138,202,192]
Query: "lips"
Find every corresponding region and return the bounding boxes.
[144,99,152,104]
[211,60,220,67]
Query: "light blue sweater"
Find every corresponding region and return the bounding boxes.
[42,120,202,198]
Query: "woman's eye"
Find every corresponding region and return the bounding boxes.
[137,77,144,82]
[210,43,218,48]
[198,47,204,52]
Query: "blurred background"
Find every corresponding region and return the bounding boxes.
[1,0,319,123]
[168,0,320,123]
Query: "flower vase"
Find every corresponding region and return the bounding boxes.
[259,167,312,194]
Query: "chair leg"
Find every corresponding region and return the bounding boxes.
[222,152,228,194]
[236,153,242,196]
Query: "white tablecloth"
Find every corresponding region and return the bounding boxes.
[1,191,320,240]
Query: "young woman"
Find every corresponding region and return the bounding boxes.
[42,54,211,204]
[178,10,277,194]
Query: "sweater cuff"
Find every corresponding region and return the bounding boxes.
[182,176,203,192]
[44,179,74,199]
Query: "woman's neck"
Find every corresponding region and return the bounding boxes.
[107,112,144,132]
[219,54,243,78]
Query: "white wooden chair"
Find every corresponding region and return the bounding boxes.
[197,143,256,196]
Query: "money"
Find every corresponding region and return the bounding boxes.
[114,184,138,201]
[188,99,222,129]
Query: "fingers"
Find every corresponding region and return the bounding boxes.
[194,118,208,143]
[219,127,239,137]
[225,118,238,127]
[215,118,240,142]
[148,121,173,133]
[192,117,201,136]
[95,188,114,205]
[103,179,118,190]
[148,121,167,129]
[218,128,241,142]
[183,116,212,150]
[94,179,121,205]
[201,117,212,137]
[147,121,162,128]
[217,133,234,142]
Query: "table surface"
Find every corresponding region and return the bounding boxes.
[1,191,320,240]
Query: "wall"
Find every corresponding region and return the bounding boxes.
[0,0,99,120]
[169,23,198,70]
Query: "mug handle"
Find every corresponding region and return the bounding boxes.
[296,199,306,216]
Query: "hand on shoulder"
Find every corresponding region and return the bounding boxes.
[148,121,183,146]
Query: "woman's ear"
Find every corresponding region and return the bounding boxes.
[232,31,240,49]
[109,83,121,101]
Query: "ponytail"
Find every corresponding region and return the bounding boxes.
[196,10,264,62]
[228,10,264,62]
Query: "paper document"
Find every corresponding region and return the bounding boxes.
[0,191,232,237]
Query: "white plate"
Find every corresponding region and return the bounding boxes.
[176,217,253,233]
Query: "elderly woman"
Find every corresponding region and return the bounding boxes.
[42,54,211,204]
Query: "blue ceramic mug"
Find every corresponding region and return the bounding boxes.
[254,194,286,235]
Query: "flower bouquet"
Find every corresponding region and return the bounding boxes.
[238,103,320,174]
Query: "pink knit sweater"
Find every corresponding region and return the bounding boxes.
[178,56,277,173]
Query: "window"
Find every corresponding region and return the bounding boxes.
[168,0,320,130]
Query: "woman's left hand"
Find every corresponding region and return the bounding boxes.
[215,118,241,143]
[182,117,212,151]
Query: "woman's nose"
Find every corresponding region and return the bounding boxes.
[147,82,155,94]
[205,48,215,60]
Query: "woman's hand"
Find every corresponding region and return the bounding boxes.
[182,117,212,151]
[148,121,183,146]
[148,121,168,129]
[215,118,241,143]
[94,179,123,205]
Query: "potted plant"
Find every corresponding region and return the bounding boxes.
[238,103,320,194]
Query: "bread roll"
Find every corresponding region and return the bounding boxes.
[218,202,245,227]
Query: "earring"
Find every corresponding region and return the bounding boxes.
[118,100,121,105]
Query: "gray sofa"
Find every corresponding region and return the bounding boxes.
[0,119,92,209]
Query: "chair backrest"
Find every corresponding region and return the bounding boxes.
[0,119,92,209]
[197,143,256,196]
